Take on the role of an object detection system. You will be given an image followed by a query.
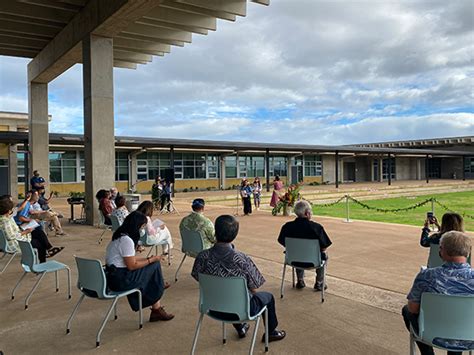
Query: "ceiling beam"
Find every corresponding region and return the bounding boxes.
[0,46,37,58]
[121,23,192,43]
[114,37,171,54]
[17,0,82,12]
[114,60,138,69]
[113,49,153,64]
[0,34,47,50]
[143,6,217,31]
[136,18,208,35]
[0,18,58,38]
[175,0,247,17]
[0,2,73,24]
[160,0,237,21]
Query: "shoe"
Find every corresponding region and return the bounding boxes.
[237,323,250,338]
[47,246,65,258]
[295,280,306,289]
[261,330,286,343]
[164,281,171,290]
[149,307,174,322]
[314,283,328,291]
[57,213,64,218]
[56,232,67,236]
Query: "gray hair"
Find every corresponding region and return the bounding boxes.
[440,231,472,258]
[294,200,312,218]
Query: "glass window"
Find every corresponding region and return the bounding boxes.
[136,152,171,181]
[207,155,219,179]
[270,156,287,177]
[17,152,25,183]
[115,152,129,181]
[304,155,322,176]
[382,158,396,180]
[48,151,78,183]
[239,155,265,178]
[225,156,237,178]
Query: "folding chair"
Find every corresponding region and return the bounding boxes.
[66,256,143,347]
[110,214,121,233]
[0,229,17,273]
[139,231,171,266]
[11,240,71,309]
[280,238,327,302]
[174,228,204,282]
[191,274,269,355]
[97,210,112,244]
[409,293,474,355]
[426,244,471,269]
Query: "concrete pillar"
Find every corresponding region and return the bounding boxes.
[129,152,138,192]
[287,156,292,185]
[265,149,270,192]
[387,153,392,186]
[8,144,18,198]
[219,155,226,189]
[28,81,49,193]
[416,158,422,180]
[83,34,115,225]
[170,146,175,197]
[379,158,383,182]
[335,151,339,188]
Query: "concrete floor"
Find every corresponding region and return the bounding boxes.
[0,191,458,355]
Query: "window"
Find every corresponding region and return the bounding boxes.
[174,153,206,180]
[207,155,219,179]
[238,155,265,178]
[49,151,77,183]
[270,156,287,177]
[136,152,171,181]
[225,156,237,178]
[382,158,396,180]
[17,152,25,183]
[304,155,322,176]
[464,157,474,174]
[79,151,85,181]
[115,152,129,181]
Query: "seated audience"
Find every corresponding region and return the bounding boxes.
[420,212,464,247]
[111,196,129,225]
[0,197,63,262]
[136,201,173,255]
[36,188,63,217]
[110,187,119,209]
[179,198,216,254]
[277,200,332,290]
[105,211,174,322]
[96,189,113,225]
[403,231,473,355]
[192,215,286,342]
[29,191,66,236]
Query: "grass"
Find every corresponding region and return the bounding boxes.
[312,191,474,231]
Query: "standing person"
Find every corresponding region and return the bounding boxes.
[160,180,171,212]
[30,170,46,192]
[136,201,173,255]
[270,176,284,208]
[253,177,262,210]
[240,179,253,216]
[105,211,174,322]
[420,213,464,247]
[151,176,162,209]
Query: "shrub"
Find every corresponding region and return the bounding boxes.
[183,188,188,192]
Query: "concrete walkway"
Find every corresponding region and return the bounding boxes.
[0,198,449,354]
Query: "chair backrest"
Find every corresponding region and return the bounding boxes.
[0,229,7,252]
[198,273,250,321]
[427,244,471,268]
[285,238,322,267]
[419,293,474,344]
[180,228,204,255]
[98,209,107,227]
[75,256,108,299]
[18,240,37,272]
[110,214,121,232]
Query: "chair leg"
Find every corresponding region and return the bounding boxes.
[25,272,46,309]
[55,270,59,292]
[137,290,143,329]
[174,254,187,282]
[280,263,287,298]
[264,309,269,352]
[97,229,107,244]
[0,252,16,273]
[146,247,154,258]
[66,267,72,299]
[191,313,204,355]
[321,264,326,303]
[292,267,295,288]
[222,322,226,344]
[249,315,261,355]
[409,333,416,355]
[167,243,171,266]
[114,303,118,320]
[96,298,119,347]
[66,294,85,334]
[11,271,28,300]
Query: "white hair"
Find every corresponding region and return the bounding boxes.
[294,200,312,218]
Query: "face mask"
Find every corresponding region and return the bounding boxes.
[139,228,146,237]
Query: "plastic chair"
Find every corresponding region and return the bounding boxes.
[280,238,326,302]
[97,210,112,244]
[426,244,471,268]
[11,240,71,309]
[110,214,121,233]
[191,273,269,355]
[139,230,171,266]
[409,293,474,355]
[174,228,204,282]
[66,256,143,347]
[0,229,17,273]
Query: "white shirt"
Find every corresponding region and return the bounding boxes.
[105,235,135,268]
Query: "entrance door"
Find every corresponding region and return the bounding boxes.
[0,158,9,195]
[344,162,356,182]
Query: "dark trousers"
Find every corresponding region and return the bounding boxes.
[402,305,461,355]
[31,228,52,263]
[242,197,252,215]
[160,194,170,211]
[233,291,278,334]
[295,252,327,286]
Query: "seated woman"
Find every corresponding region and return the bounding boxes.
[111,196,129,225]
[105,211,174,322]
[420,212,464,247]
[96,189,113,225]
[0,197,63,263]
[136,201,173,255]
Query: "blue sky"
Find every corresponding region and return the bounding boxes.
[0,0,473,145]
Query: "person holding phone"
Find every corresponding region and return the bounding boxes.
[420,212,464,247]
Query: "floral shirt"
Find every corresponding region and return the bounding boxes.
[179,211,215,251]
[111,206,129,225]
[0,215,31,253]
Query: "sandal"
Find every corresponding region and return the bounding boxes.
[47,246,65,258]
[262,329,286,343]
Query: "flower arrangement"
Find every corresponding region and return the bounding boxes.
[272,184,302,216]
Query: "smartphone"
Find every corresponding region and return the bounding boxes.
[427,212,434,223]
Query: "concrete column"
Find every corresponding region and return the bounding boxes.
[129,152,138,192]
[335,151,339,188]
[265,149,270,192]
[170,146,175,197]
[28,81,49,193]
[83,34,115,225]
[387,153,392,186]
[416,158,422,180]
[287,156,292,185]
[379,158,383,182]
[219,155,226,190]
[8,144,18,198]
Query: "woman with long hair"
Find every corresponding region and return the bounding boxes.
[96,189,113,225]
[105,211,174,322]
[253,177,262,210]
[136,201,173,255]
[420,212,464,247]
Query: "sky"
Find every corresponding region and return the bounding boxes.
[0,0,473,145]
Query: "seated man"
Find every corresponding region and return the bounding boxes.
[277,200,332,290]
[29,191,66,236]
[179,199,216,253]
[402,231,473,355]
[192,215,286,342]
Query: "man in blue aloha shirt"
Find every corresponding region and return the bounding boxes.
[402,231,474,355]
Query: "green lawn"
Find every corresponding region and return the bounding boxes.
[312,191,474,231]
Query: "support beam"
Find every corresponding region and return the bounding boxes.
[175,0,247,16]
[136,18,208,35]
[28,81,49,194]
[462,156,466,181]
[144,6,217,31]
[114,37,171,54]
[83,35,115,225]
[160,1,237,21]
[335,151,339,188]
[8,144,18,198]
[170,146,175,197]
[265,149,270,192]
[425,154,430,184]
[219,155,226,190]
[122,23,192,43]
[113,60,137,70]
[387,153,392,186]
[0,2,73,24]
